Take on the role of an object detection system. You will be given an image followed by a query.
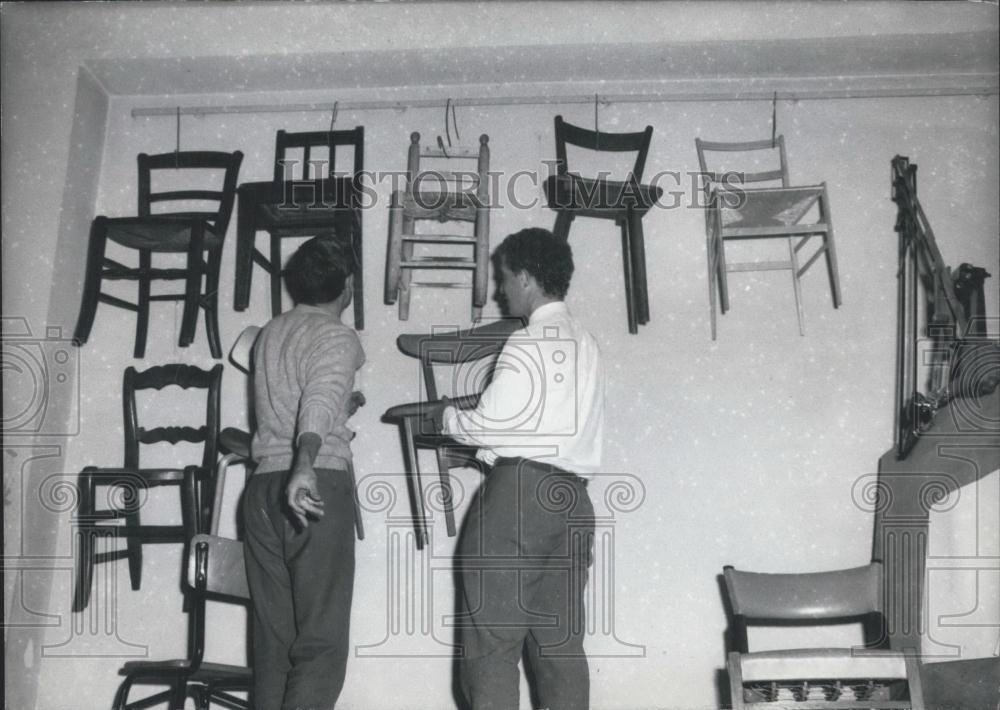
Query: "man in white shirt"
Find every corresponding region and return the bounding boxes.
[439,227,605,710]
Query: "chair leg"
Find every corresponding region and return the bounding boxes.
[73,217,109,346]
[398,215,416,321]
[169,676,188,710]
[628,208,649,325]
[72,470,97,613]
[716,235,729,314]
[384,202,403,306]
[472,209,490,321]
[180,224,204,348]
[552,210,574,241]
[787,236,806,336]
[434,449,457,538]
[204,246,223,359]
[726,652,746,710]
[820,189,842,308]
[270,234,283,317]
[111,675,134,710]
[348,462,365,542]
[350,209,365,330]
[134,250,151,359]
[620,220,637,335]
[400,419,428,549]
[122,481,144,592]
[707,225,719,341]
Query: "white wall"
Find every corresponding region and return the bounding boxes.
[3,3,998,709]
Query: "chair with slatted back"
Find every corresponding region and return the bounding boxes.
[72,363,223,612]
[384,132,491,321]
[73,150,243,358]
[723,562,926,710]
[382,317,523,548]
[543,115,662,334]
[696,136,841,339]
[249,128,365,324]
[111,456,251,710]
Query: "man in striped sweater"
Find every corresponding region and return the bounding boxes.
[244,237,365,710]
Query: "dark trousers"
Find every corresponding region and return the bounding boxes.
[243,469,355,710]
[457,458,595,710]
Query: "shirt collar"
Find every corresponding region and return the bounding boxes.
[528,301,568,325]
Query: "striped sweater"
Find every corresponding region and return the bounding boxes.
[251,304,365,475]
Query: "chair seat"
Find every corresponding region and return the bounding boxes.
[544,174,662,217]
[256,203,355,232]
[739,648,909,682]
[85,467,194,484]
[105,215,222,252]
[121,659,251,681]
[717,185,824,230]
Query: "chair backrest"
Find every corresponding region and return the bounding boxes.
[273,127,365,206]
[695,136,790,189]
[553,115,654,183]
[724,563,886,652]
[123,363,223,472]
[403,131,490,205]
[396,317,524,402]
[137,150,244,235]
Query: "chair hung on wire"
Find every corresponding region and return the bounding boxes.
[73,150,243,358]
[384,132,491,321]
[252,127,365,325]
[72,363,223,612]
[111,459,251,710]
[723,562,925,710]
[696,136,841,339]
[382,317,523,548]
[543,115,662,334]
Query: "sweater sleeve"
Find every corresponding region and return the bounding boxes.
[295,327,364,444]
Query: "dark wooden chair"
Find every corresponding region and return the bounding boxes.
[723,562,925,709]
[543,115,661,334]
[696,136,841,339]
[111,456,251,710]
[384,132,491,321]
[382,317,523,548]
[73,151,243,358]
[72,363,223,612]
[251,128,365,324]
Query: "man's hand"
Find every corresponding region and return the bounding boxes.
[287,432,324,529]
[348,390,366,416]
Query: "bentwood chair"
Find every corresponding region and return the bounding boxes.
[111,459,251,710]
[696,136,841,339]
[248,128,365,325]
[543,115,662,334]
[384,132,491,321]
[382,317,524,548]
[72,363,223,612]
[723,562,925,710]
[73,150,243,358]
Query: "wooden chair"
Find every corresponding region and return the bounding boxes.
[73,150,243,358]
[111,459,251,710]
[251,128,365,325]
[696,136,841,339]
[543,115,662,334]
[72,363,223,612]
[382,317,523,548]
[384,132,491,321]
[723,562,926,710]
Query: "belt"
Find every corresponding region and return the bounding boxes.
[492,456,589,487]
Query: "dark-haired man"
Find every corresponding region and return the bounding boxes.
[244,236,364,710]
[440,227,605,710]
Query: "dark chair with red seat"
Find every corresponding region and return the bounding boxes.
[72,363,223,612]
[73,151,243,358]
[544,115,661,334]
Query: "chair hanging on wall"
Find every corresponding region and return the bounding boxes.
[384,132,491,321]
[247,128,365,324]
[696,136,841,339]
[73,151,243,358]
[723,562,925,710]
[543,115,662,334]
[72,363,223,612]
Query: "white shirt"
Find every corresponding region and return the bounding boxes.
[442,301,604,475]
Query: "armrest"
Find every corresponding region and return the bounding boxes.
[382,394,481,422]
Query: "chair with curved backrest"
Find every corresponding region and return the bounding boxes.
[382,317,523,548]
[72,363,223,612]
[723,562,925,709]
[111,459,251,710]
[384,132,491,321]
[251,128,365,324]
[543,115,662,334]
[696,136,841,339]
[73,150,243,358]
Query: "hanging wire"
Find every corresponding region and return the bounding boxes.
[174,106,181,168]
[329,101,339,132]
[444,98,460,146]
[771,91,778,147]
[594,93,600,149]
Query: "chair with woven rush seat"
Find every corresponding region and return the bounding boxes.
[723,562,925,710]
[73,150,243,358]
[384,132,491,321]
[696,136,841,339]
[111,457,251,710]
[382,317,523,548]
[72,363,223,612]
[543,115,662,334]
[246,128,365,325]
